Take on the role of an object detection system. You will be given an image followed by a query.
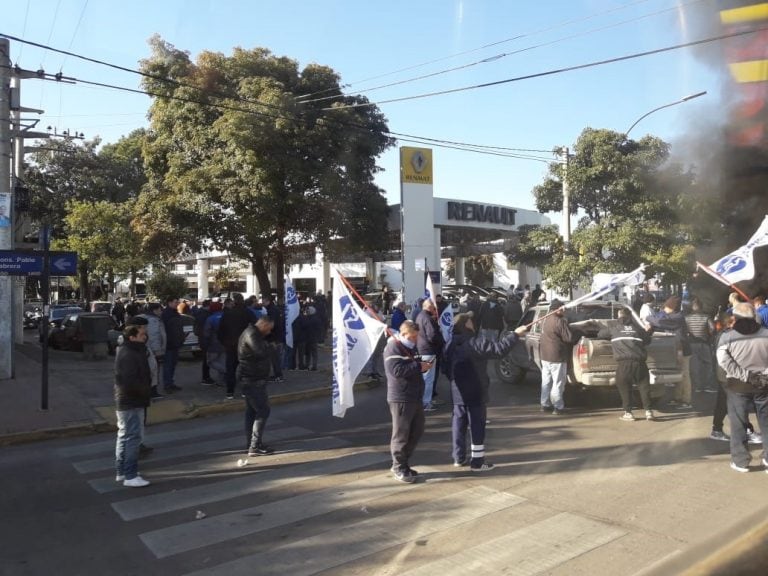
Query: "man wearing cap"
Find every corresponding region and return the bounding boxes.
[715,302,768,473]
[445,311,528,471]
[539,299,577,414]
[648,296,692,409]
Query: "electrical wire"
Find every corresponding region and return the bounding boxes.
[14,0,31,64]
[298,0,705,106]
[60,0,90,70]
[295,0,657,101]
[322,25,759,111]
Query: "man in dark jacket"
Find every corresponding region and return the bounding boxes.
[238,316,276,456]
[218,293,255,399]
[715,302,768,473]
[114,323,152,488]
[384,320,432,483]
[597,308,654,421]
[648,295,692,409]
[478,292,505,340]
[539,299,577,414]
[262,294,285,382]
[415,299,445,411]
[161,297,185,393]
[445,312,528,471]
[194,299,215,385]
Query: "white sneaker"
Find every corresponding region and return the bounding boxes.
[645,410,655,421]
[709,430,730,442]
[748,431,763,445]
[123,475,150,488]
[730,462,750,473]
[620,412,635,421]
[115,474,125,482]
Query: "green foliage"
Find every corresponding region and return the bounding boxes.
[516,128,713,294]
[135,36,395,294]
[445,255,495,286]
[146,269,187,302]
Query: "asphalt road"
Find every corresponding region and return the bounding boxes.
[1,373,766,576]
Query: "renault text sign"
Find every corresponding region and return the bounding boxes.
[447,201,517,226]
[400,147,433,184]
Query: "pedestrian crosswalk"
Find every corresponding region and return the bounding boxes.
[59,414,629,575]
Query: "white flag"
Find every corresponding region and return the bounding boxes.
[703,216,768,285]
[284,276,300,349]
[438,303,454,344]
[567,264,646,308]
[331,271,387,418]
[425,272,438,308]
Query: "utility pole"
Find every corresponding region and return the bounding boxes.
[1,38,13,379]
[558,146,570,245]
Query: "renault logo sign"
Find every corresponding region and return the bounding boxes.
[401,147,433,184]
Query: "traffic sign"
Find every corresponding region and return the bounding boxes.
[0,250,78,276]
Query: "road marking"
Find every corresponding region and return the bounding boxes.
[400,512,626,575]
[88,435,351,494]
[72,426,312,473]
[112,451,389,521]
[141,466,440,558]
[181,486,524,576]
[56,417,286,458]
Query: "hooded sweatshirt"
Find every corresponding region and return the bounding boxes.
[716,318,768,393]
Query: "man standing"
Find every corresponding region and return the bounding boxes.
[138,302,166,400]
[648,296,692,409]
[111,297,126,329]
[161,297,184,393]
[415,298,445,412]
[262,294,285,383]
[597,308,655,421]
[238,316,277,456]
[114,323,152,487]
[218,293,254,400]
[686,297,717,393]
[478,292,504,341]
[715,303,768,473]
[445,312,528,471]
[384,320,432,483]
[194,298,215,385]
[539,299,576,415]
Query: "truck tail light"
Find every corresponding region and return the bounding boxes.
[577,339,589,370]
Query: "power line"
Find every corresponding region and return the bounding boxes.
[295,0,657,101]
[60,0,90,70]
[323,25,759,111]
[298,0,704,106]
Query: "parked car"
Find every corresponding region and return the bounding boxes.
[90,301,112,313]
[47,311,121,353]
[180,313,201,356]
[39,306,85,343]
[495,301,682,400]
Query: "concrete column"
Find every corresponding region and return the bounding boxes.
[246,262,260,297]
[315,251,331,295]
[365,257,376,289]
[455,256,466,284]
[196,257,209,299]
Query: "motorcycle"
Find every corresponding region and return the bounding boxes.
[23,307,43,329]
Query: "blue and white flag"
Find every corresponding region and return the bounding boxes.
[331,271,387,418]
[700,216,768,285]
[284,275,300,349]
[567,264,646,308]
[425,271,453,342]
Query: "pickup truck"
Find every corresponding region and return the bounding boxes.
[495,301,682,398]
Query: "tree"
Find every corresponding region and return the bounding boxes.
[512,128,711,293]
[135,36,394,297]
[146,269,187,302]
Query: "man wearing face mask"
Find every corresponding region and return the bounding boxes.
[598,307,655,421]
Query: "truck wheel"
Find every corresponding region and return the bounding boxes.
[495,357,528,385]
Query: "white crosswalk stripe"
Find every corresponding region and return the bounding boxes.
[55,416,631,574]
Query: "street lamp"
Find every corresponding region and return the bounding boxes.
[560,90,708,244]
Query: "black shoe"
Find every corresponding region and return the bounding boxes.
[541,405,553,413]
[552,408,564,415]
[165,384,182,393]
[247,443,274,456]
[201,378,215,386]
[150,391,165,400]
[407,466,419,476]
[139,444,154,458]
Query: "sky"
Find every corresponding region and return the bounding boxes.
[2,0,728,215]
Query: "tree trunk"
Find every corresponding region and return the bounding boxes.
[79,262,90,303]
[252,257,271,297]
[129,267,137,297]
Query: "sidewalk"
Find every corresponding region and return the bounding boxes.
[0,336,380,446]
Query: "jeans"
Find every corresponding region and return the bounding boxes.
[243,380,271,448]
[115,408,144,480]
[726,388,768,467]
[689,342,715,391]
[162,348,179,389]
[389,402,425,472]
[541,360,567,410]
[421,355,437,406]
[452,403,487,466]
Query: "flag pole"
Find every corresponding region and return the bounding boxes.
[335,270,394,337]
[696,261,751,302]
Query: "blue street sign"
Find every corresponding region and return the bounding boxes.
[49,251,78,275]
[0,250,78,276]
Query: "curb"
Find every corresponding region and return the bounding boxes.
[0,379,383,447]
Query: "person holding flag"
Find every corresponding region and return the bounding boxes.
[415,298,444,412]
[284,276,301,371]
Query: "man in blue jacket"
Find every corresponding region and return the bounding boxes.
[445,312,527,471]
